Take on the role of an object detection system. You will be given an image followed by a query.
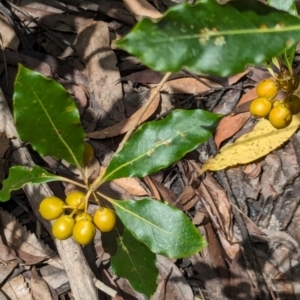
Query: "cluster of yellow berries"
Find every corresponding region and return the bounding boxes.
[39,191,117,245]
[250,71,300,129]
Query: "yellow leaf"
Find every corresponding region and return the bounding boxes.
[201,113,300,173]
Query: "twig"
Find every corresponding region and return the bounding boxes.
[116,71,171,152]
[93,278,117,297]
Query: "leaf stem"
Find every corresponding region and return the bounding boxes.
[56,175,87,189]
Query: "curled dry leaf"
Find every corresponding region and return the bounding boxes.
[214,88,256,149]
[87,90,160,139]
[201,113,300,173]
[0,208,54,265]
[162,70,248,94]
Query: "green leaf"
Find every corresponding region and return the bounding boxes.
[116,0,300,76]
[267,0,297,16]
[102,109,221,182]
[112,199,207,259]
[267,0,298,67]
[0,166,61,202]
[110,228,158,299]
[13,65,85,167]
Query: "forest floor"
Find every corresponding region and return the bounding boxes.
[0,0,300,299]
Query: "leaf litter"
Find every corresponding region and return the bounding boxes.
[1,0,300,299]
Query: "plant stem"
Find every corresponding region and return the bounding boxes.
[56,176,87,189]
[89,72,172,192]
[116,71,172,153]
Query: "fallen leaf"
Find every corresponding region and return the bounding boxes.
[123,0,161,20]
[87,90,160,139]
[0,15,19,51]
[38,264,69,290]
[201,113,300,173]
[95,166,147,196]
[30,266,52,300]
[152,255,194,300]
[0,208,54,264]
[76,20,125,124]
[2,274,33,300]
[0,240,17,262]
[214,88,256,148]
[162,70,248,94]
[0,260,18,285]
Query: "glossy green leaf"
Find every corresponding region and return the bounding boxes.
[0,166,61,202]
[110,228,158,299]
[112,199,207,258]
[13,65,85,167]
[267,0,298,67]
[116,0,300,76]
[267,0,297,16]
[102,109,221,182]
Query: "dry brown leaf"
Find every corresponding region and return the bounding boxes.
[30,266,52,300]
[162,70,248,94]
[97,166,147,196]
[152,255,194,300]
[18,0,63,13]
[0,260,18,285]
[0,240,17,262]
[180,186,198,210]
[0,209,54,264]
[87,91,160,139]
[214,88,256,148]
[38,264,69,290]
[76,20,125,123]
[149,177,181,209]
[123,0,162,20]
[143,176,161,200]
[202,174,233,240]
[0,15,19,51]
[2,274,33,300]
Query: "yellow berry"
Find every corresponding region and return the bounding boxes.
[269,104,293,129]
[286,95,300,115]
[93,208,116,232]
[75,212,93,223]
[256,79,279,99]
[83,142,94,166]
[39,196,65,220]
[73,220,96,245]
[250,97,272,118]
[52,215,75,240]
[66,191,86,210]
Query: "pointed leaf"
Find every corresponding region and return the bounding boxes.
[201,113,300,173]
[267,0,298,67]
[102,109,221,182]
[112,199,207,259]
[0,166,61,202]
[116,0,300,76]
[13,65,85,167]
[110,229,158,299]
